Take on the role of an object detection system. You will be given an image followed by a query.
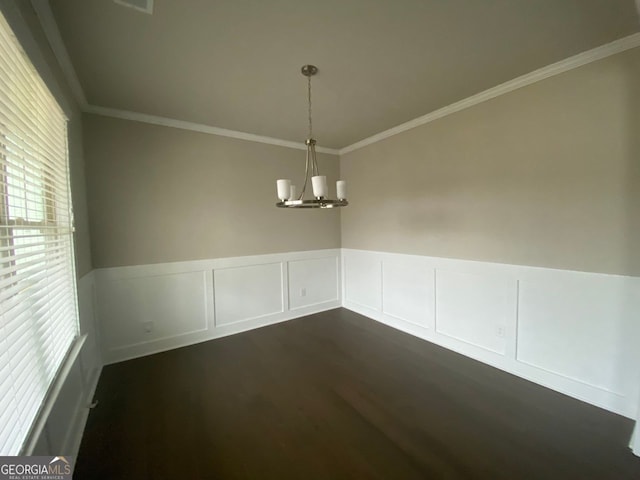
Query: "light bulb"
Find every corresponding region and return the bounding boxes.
[311,176,327,198]
[276,179,291,201]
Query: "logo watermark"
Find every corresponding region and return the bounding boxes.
[0,456,73,480]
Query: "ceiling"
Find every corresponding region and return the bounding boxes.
[48,0,640,150]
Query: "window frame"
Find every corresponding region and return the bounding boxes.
[0,8,81,456]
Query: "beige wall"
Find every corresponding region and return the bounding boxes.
[0,1,92,277]
[341,47,640,276]
[7,0,637,277]
[83,114,341,268]
[68,116,92,277]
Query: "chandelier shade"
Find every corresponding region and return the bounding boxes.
[276,65,348,209]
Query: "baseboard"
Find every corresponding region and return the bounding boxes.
[64,365,102,463]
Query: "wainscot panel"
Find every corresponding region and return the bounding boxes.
[517,275,638,397]
[288,256,340,310]
[634,402,640,455]
[342,249,640,419]
[343,251,382,311]
[27,271,103,464]
[215,263,284,326]
[435,269,512,355]
[76,272,102,390]
[94,249,341,364]
[381,259,434,328]
[99,271,209,351]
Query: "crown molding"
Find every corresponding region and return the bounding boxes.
[339,32,640,155]
[85,105,340,154]
[31,1,339,155]
[31,0,338,155]
[30,0,88,109]
[31,1,640,158]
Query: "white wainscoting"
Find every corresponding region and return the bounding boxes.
[29,271,103,461]
[435,269,513,356]
[215,263,284,326]
[101,271,210,350]
[381,257,434,329]
[288,256,339,311]
[95,249,341,364]
[634,401,640,455]
[342,248,640,419]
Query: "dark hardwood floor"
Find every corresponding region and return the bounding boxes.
[75,308,640,479]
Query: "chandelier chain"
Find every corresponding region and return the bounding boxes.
[307,74,313,139]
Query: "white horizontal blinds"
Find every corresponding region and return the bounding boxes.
[0,12,78,455]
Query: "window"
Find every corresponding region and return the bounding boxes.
[0,11,78,455]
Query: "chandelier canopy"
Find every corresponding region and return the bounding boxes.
[276,65,348,209]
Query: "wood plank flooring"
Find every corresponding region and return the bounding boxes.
[74,308,640,479]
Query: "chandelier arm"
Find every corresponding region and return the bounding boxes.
[300,145,311,200]
[312,143,319,177]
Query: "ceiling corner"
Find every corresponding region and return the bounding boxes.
[30,0,88,109]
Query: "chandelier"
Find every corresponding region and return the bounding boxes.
[276,65,348,208]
